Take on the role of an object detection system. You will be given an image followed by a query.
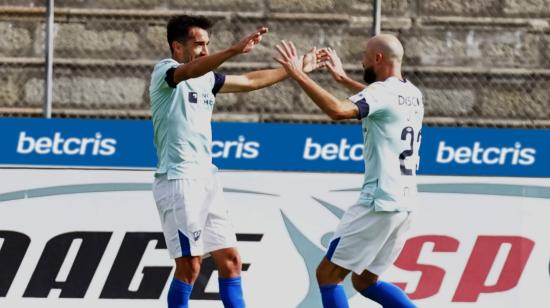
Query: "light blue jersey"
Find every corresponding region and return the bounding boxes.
[149,58,225,179]
[349,77,424,211]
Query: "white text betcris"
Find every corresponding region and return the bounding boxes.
[303,138,363,161]
[436,141,535,165]
[302,138,536,166]
[17,131,117,156]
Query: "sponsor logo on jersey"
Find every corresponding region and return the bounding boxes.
[188,92,198,103]
[192,230,202,241]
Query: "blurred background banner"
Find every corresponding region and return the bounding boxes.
[1,118,549,176]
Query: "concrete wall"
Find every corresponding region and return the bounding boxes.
[0,1,549,126]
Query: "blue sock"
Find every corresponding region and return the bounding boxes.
[319,284,349,308]
[360,281,416,307]
[168,278,193,308]
[218,276,245,308]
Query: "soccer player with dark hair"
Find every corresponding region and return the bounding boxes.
[150,15,321,308]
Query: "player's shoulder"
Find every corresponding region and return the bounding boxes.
[365,77,404,93]
[403,79,423,99]
[156,58,178,66]
[381,77,423,97]
[153,58,178,71]
[361,79,396,99]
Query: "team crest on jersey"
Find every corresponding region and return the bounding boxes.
[192,230,202,241]
[188,92,198,103]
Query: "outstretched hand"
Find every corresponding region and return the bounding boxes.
[302,47,324,73]
[318,47,347,81]
[232,27,269,54]
[274,40,307,79]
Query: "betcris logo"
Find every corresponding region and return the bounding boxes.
[436,141,536,166]
[303,137,363,161]
[212,135,259,159]
[16,131,117,156]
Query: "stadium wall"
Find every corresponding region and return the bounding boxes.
[1,118,549,307]
[1,1,549,126]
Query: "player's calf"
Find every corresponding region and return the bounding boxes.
[168,256,201,308]
[316,258,350,308]
[212,248,245,308]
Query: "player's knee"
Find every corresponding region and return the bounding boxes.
[225,252,242,271]
[351,272,377,292]
[316,258,349,285]
[316,262,331,284]
[315,265,324,282]
[218,252,242,277]
[174,257,201,283]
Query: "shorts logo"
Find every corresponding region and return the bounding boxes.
[192,230,202,241]
[188,92,198,103]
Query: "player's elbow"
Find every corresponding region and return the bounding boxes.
[327,108,350,121]
[328,112,345,121]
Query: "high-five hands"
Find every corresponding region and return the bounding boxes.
[316,47,367,91]
[303,46,326,73]
[317,47,347,81]
[275,40,326,78]
[274,40,305,79]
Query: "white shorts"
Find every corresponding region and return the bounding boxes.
[326,204,412,276]
[152,174,237,258]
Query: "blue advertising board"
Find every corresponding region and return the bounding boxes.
[0,118,547,177]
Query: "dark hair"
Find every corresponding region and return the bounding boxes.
[166,15,213,53]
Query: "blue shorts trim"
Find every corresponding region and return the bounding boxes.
[178,230,191,256]
[326,237,341,261]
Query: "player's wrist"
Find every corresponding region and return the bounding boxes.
[334,72,348,83]
[293,69,309,81]
[226,45,243,56]
[342,72,355,82]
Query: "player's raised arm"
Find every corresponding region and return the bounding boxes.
[274,40,359,120]
[172,26,268,84]
[318,47,366,92]
[218,45,323,93]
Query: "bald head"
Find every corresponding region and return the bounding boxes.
[365,34,404,65]
[361,34,404,83]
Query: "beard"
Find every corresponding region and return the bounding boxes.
[363,67,377,84]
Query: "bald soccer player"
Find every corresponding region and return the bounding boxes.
[275,35,422,307]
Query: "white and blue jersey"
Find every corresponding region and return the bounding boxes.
[348,77,424,211]
[149,58,225,179]
[150,59,237,259]
[325,77,423,275]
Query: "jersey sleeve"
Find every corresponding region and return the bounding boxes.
[348,83,391,120]
[212,72,226,96]
[151,60,178,91]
